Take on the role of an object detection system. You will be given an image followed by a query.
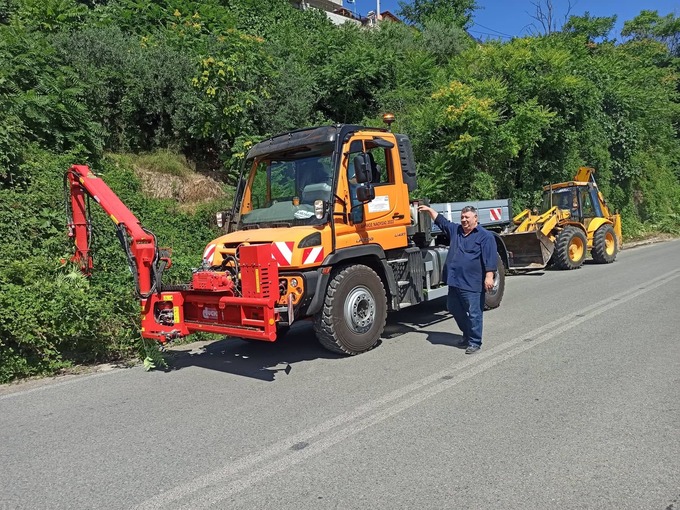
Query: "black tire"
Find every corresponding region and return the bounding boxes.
[484,252,505,310]
[553,226,587,270]
[591,224,618,264]
[313,264,387,355]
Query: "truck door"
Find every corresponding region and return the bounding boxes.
[336,135,411,251]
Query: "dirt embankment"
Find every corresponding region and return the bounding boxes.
[134,166,227,209]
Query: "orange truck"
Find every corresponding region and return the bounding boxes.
[66,116,513,355]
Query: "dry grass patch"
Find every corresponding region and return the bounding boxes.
[112,151,230,211]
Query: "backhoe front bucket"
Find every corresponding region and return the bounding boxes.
[502,230,555,270]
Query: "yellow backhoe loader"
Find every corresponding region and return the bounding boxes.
[502,167,622,270]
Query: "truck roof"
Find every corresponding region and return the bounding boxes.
[246,124,387,159]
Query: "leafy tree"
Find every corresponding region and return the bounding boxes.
[0,0,16,24]
[12,0,90,31]
[316,24,397,123]
[622,10,680,56]
[563,12,617,42]
[0,23,103,185]
[398,0,477,29]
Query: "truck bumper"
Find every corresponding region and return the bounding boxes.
[141,292,279,343]
[141,243,280,343]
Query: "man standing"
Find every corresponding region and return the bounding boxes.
[418,204,497,354]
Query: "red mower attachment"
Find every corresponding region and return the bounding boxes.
[65,165,280,344]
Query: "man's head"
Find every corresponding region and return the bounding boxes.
[460,205,478,234]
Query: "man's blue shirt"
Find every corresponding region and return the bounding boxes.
[434,214,497,292]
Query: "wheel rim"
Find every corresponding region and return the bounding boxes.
[605,231,615,255]
[343,286,376,334]
[569,236,584,261]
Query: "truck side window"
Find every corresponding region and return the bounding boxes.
[347,140,364,224]
[366,148,391,185]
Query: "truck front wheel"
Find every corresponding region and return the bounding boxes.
[314,264,387,355]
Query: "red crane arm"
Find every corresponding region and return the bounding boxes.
[65,164,161,297]
[64,164,278,344]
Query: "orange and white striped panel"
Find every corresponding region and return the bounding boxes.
[302,246,324,265]
[203,243,216,264]
[271,241,294,266]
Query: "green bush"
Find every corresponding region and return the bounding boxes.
[0,149,221,383]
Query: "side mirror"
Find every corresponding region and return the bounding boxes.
[356,184,375,202]
[353,154,372,184]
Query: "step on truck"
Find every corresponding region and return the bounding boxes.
[65,115,513,355]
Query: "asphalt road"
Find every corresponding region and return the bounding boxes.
[1,240,679,510]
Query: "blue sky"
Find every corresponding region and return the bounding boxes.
[349,0,680,39]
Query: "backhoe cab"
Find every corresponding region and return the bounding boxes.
[501,167,622,270]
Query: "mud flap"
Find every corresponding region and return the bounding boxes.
[502,231,555,270]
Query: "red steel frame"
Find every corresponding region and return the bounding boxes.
[66,165,279,343]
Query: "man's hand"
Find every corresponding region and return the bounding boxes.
[417,204,437,220]
[484,272,495,291]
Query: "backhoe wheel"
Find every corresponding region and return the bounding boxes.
[591,224,618,264]
[314,264,387,355]
[553,226,587,270]
[484,253,505,310]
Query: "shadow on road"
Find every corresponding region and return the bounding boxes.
[162,320,342,382]
[161,298,472,380]
[382,298,466,350]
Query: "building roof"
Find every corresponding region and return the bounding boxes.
[380,10,401,23]
[289,1,401,26]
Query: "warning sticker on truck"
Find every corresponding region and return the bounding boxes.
[368,195,390,213]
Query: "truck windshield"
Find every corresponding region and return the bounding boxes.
[239,150,334,228]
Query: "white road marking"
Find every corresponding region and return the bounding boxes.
[137,269,680,509]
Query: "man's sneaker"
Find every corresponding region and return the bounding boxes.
[465,345,481,355]
[453,338,468,348]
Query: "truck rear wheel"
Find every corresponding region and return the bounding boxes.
[553,226,587,270]
[314,264,387,355]
[484,253,505,310]
[591,224,618,264]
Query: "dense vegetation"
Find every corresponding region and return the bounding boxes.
[1,0,679,382]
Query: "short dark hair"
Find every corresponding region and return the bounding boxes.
[461,205,477,215]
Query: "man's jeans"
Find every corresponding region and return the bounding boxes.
[447,286,485,347]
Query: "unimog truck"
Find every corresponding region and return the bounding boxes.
[66,116,512,355]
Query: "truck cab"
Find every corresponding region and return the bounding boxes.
[208,122,507,354]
